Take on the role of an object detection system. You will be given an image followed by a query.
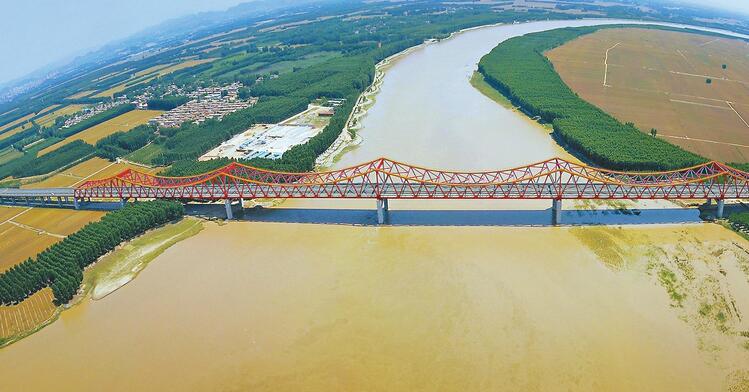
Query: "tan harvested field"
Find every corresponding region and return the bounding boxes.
[0,288,57,342]
[63,156,117,178]
[23,156,157,189]
[34,104,85,128]
[38,109,163,155]
[0,220,60,272]
[0,206,26,222]
[133,63,174,78]
[155,59,215,76]
[24,172,82,188]
[13,208,105,237]
[547,28,749,162]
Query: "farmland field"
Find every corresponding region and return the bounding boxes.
[0,288,57,344]
[23,156,158,188]
[0,206,105,272]
[33,104,85,127]
[0,113,35,138]
[0,219,60,272]
[93,59,215,98]
[13,208,106,236]
[38,109,163,155]
[546,28,749,162]
[156,59,216,76]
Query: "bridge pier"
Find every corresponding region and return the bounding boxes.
[552,199,562,225]
[376,198,389,224]
[225,199,234,220]
[717,199,725,219]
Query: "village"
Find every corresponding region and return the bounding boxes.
[61,97,129,128]
[141,82,258,128]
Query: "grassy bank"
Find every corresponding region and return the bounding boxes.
[469,71,514,109]
[84,217,204,300]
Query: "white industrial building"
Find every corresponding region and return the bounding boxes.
[238,124,318,160]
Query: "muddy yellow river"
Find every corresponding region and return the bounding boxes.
[2,20,749,391]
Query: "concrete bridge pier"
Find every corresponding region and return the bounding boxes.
[552,199,562,225]
[717,199,725,219]
[225,199,234,220]
[376,198,389,224]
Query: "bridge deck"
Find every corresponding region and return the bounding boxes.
[72,183,743,200]
[0,188,75,198]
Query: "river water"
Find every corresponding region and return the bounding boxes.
[2,20,749,391]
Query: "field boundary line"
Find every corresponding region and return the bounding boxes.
[659,133,749,148]
[669,99,731,110]
[727,101,749,129]
[669,70,749,86]
[603,42,621,87]
[1,207,32,226]
[70,161,116,187]
[6,220,65,238]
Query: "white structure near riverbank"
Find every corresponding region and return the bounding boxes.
[200,104,333,161]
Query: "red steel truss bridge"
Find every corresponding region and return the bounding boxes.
[1,157,746,224]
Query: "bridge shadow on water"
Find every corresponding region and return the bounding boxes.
[187,205,705,227]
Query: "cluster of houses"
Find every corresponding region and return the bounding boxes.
[185,82,244,101]
[129,82,246,111]
[149,84,256,128]
[61,97,129,128]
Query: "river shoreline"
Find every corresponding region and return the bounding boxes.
[0,217,204,348]
[315,22,509,169]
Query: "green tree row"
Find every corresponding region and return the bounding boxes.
[0,201,184,306]
[478,26,707,171]
[0,140,94,179]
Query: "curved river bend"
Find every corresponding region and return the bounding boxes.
[2,20,749,391]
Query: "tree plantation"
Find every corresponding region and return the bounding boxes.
[478,25,710,171]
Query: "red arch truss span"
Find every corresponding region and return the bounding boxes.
[74,157,749,200]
